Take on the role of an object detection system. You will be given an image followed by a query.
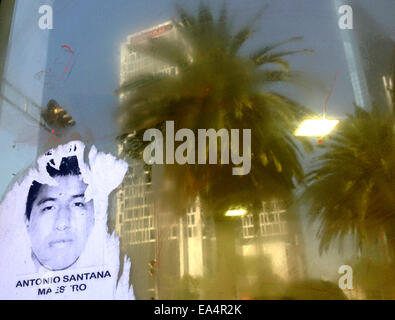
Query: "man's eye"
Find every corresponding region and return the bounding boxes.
[74,202,85,208]
[42,206,54,212]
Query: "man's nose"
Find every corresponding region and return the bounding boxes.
[55,206,71,231]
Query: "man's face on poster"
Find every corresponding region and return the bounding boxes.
[28,175,94,271]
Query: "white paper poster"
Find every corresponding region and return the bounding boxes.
[0,141,135,299]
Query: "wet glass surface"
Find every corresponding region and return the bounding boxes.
[0,0,394,300]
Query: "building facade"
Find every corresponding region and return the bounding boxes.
[116,22,305,299]
[0,0,55,198]
[334,0,394,112]
[239,200,305,282]
[116,21,213,299]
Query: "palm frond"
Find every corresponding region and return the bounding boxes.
[228,4,267,55]
[117,1,315,219]
[175,3,196,27]
[250,36,305,61]
[303,105,395,254]
[254,49,313,70]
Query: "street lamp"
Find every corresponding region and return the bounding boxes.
[225,208,247,217]
[294,118,339,137]
[294,72,340,138]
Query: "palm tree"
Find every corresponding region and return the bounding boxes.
[303,105,395,258]
[117,2,313,298]
[350,255,395,299]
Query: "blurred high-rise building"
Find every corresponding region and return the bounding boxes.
[119,21,178,103]
[0,0,55,198]
[334,0,394,112]
[117,21,306,299]
[117,21,215,299]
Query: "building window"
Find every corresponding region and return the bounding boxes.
[170,224,178,239]
[187,212,196,225]
[127,209,132,219]
[241,214,255,239]
[259,200,287,236]
[187,226,196,238]
[148,216,153,228]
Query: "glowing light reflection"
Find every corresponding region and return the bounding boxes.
[294,119,339,137]
[225,208,247,217]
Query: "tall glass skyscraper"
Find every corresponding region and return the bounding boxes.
[334,0,394,111]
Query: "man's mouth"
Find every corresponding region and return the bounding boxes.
[49,239,73,248]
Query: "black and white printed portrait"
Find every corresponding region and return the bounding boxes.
[0,141,135,299]
[26,156,94,271]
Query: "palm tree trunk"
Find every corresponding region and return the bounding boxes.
[381,230,391,264]
[213,218,237,299]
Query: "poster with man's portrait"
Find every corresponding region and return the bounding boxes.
[0,141,135,299]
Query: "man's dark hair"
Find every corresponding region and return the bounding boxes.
[25,156,81,221]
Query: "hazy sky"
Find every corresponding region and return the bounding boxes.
[35,0,394,153]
